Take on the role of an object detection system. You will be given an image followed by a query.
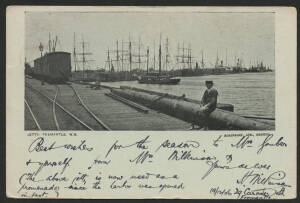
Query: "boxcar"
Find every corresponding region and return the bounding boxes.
[33,51,71,83]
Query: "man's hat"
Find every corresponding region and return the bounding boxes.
[205,80,213,85]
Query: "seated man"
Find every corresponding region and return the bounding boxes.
[200,80,218,114]
[191,80,218,130]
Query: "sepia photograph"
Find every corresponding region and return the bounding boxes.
[24,11,276,131]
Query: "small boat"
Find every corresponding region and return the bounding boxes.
[138,73,180,85]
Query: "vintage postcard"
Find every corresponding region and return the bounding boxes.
[6,6,296,199]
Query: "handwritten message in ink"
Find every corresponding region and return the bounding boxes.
[15,132,291,199]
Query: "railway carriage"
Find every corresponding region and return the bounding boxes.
[33,51,71,83]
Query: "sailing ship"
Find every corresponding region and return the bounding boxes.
[247,60,272,72]
[138,35,180,85]
[72,33,96,82]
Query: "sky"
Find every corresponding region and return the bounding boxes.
[25,11,274,71]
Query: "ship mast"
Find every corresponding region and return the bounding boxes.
[52,36,57,52]
[177,42,190,69]
[73,33,77,71]
[182,42,186,69]
[48,33,51,53]
[39,42,43,58]
[215,50,219,68]
[129,38,132,74]
[226,48,228,66]
[177,43,179,69]
[82,38,85,77]
[182,42,185,64]
[188,43,192,69]
[48,33,57,53]
[159,33,162,75]
[77,37,93,78]
[201,50,204,68]
[117,34,131,75]
[116,40,119,72]
[111,58,114,72]
[235,54,237,67]
[165,37,169,71]
[121,39,124,72]
[146,47,149,74]
[115,40,120,72]
[105,49,111,71]
[138,36,141,70]
[153,41,156,70]
[112,40,126,72]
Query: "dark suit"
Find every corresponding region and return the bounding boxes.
[201,87,218,114]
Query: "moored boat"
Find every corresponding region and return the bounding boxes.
[137,34,180,85]
[138,73,180,85]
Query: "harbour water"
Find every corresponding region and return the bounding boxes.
[103,72,275,118]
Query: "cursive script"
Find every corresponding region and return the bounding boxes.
[28,137,93,153]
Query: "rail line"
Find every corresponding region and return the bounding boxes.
[25,83,94,131]
[24,98,42,130]
[53,86,60,130]
[69,84,111,130]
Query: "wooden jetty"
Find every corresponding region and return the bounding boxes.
[25,78,191,130]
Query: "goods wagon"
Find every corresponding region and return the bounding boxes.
[33,51,71,83]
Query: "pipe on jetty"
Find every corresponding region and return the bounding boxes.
[120,85,234,112]
[111,88,274,130]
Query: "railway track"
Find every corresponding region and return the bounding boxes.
[53,86,60,130]
[25,81,111,131]
[56,84,111,130]
[25,83,95,131]
[67,84,111,130]
[24,98,42,130]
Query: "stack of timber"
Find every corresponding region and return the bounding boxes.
[111,87,275,130]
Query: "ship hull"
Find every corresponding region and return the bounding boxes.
[138,77,180,85]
